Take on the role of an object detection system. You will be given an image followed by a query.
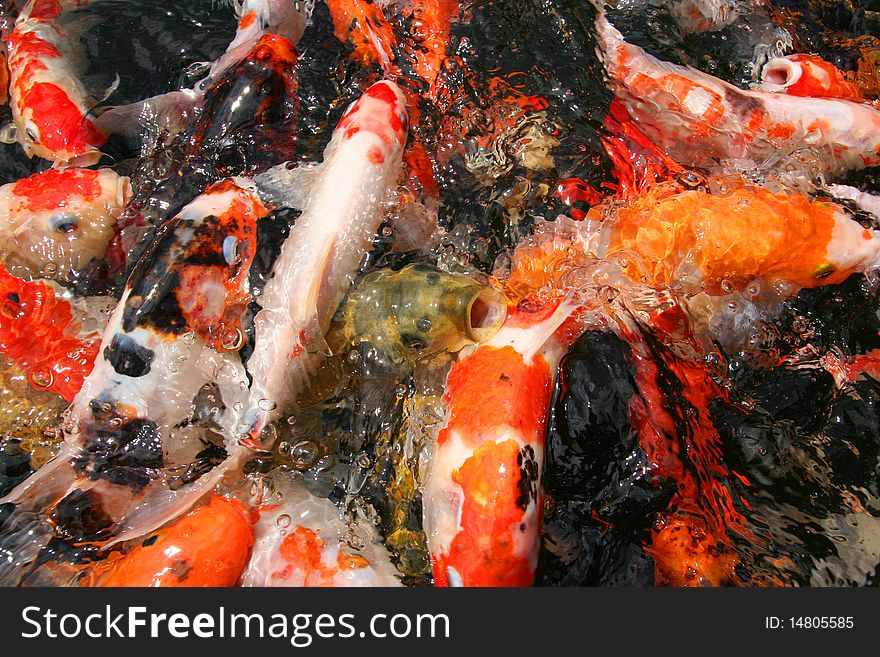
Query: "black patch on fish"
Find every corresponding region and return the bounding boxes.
[141,534,159,548]
[104,333,155,378]
[170,441,227,490]
[241,206,294,370]
[516,444,539,510]
[186,36,300,171]
[75,410,164,490]
[171,559,191,582]
[50,489,114,542]
[724,87,764,120]
[0,439,33,498]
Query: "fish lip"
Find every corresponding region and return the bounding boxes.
[464,287,507,343]
[760,56,801,90]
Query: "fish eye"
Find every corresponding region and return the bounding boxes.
[813,263,837,279]
[401,334,427,351]
[23,122,38,143]
[49,215,79,234]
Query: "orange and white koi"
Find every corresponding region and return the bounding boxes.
[242,478,401,587]
[0,178,271,583]
[759,54,864,101]
[424,295,584,586]
[594,10,880,177]
[0,263,100,402]
[90,494,254,587]
[2,0,109,166]
[0,167,131,279]
[237,80,407,446]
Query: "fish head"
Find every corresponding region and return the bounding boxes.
[151,179,268,351]
[11,81,105,166]
[811,212,880,287]
[189,33,299,162]
[339,264,507,363]
[0,168,131,280]
[336,79,408,160]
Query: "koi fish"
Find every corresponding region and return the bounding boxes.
[237,79,408,446]
[2,0,108,166]
[327,264,507,366]
[241,476,401,587]
[0,263,100,401]
[0,167,131,280]
[594,9,880,177]
[424,294,584,586]
[613,314,748,586]
[94,0,309,158]
[90,494,254,587]
[0,178,271,583]
[759,54,864,101]
[595,180,880,295]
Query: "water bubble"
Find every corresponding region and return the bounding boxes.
[347,534,365,550]
[29,368,53,389]
[356,453,372,469]
[289,440,320,469]
[276,514,291,529]
[346,349,360,364]
[258,398,277,412]
[220,327,244,351]
[41,262,58,277]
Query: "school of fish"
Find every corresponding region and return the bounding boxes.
[0,0,878,587]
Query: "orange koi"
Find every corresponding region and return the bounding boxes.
[0,263,100,402]
[92,495,253,587]
[616,316,748,586]
[597,181,880,295]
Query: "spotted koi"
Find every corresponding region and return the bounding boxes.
[424,294,584,586]
[241,477,401,587]
[0,178,271,583]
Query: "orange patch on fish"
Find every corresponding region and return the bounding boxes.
[12,167,101,211]
[435,439,535,586]
[21,81,105,154]
[648,515,740,587]
[0,264,99,401]
[96,495,254,587]
[438,345,552,450]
